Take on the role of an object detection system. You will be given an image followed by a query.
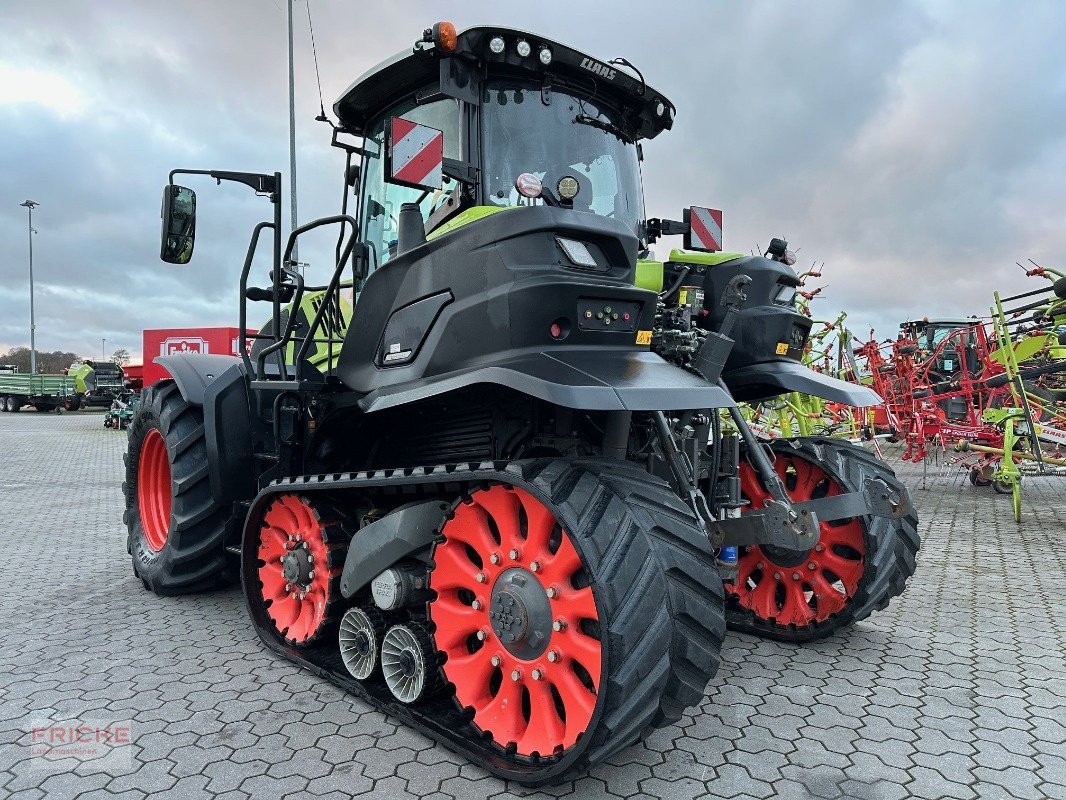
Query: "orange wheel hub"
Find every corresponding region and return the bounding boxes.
[728,455,865,626]
[137,428,172,552]
[257,494,342,645]
[430,485,601,757]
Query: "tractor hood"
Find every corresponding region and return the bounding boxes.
[334,25,675,140]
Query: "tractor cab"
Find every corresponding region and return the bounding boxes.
[333,25,674,272]
[899,318,977,353]
[899,318,982,377]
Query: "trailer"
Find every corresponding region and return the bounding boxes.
[0,373,79,413]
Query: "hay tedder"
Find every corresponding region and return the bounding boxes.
[852,264,1066,519]
[124,24,918,782]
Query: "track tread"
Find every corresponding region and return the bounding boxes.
[438,458,725,782]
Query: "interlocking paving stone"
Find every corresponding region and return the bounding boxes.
[1,412,1064,799]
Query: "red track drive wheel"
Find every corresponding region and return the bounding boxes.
[256,494,346,645]
[430,485,601,758]
[729,455,865,627]
[137,428,172,552]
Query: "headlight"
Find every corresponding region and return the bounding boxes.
[773,284,798,306]
[556,237,598,269]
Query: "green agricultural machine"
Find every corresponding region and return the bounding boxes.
[125,23,918,783]
[0,360,124,413]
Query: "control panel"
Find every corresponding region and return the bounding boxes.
[577,299,641,332]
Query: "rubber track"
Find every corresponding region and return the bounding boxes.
[122,380,231,595]
[727,437,920,642]
[242,457,725,784]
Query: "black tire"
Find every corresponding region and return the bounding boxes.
[728,437,920,642]
[63,396,82,412]
[0,395,7,412]
[123,380,231,595]
[435,458,725,780]
[7,396,23,413]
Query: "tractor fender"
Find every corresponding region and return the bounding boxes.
[356,349,736,413]
[155,354,254,507]
[155,354,243,406]
[722,360,883,406]
[339,500,451,599]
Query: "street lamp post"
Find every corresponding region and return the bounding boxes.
[102,338,107,362]
[287,0,299,263]
[20,200,39,374]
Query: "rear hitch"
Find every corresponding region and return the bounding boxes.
[791,476,911,522]
[715,498,820,550]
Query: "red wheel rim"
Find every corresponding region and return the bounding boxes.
[728,455,865,626]
[256,495,340,644]
[430,485,601,757]
[137,428,172,552]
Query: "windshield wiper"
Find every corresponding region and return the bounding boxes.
[573,113,634,143]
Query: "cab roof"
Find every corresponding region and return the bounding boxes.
[334,25,675,140]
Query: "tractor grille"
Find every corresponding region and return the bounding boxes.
[373,405,495,468]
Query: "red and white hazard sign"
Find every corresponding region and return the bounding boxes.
[387,117,444,191]
[687,206,723,252]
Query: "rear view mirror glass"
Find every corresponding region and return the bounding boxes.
[385,117,444,192]
[160,184,196,264]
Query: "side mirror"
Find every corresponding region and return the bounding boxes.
[384,117,443,192]
[160,184,196,264]
[684,206,723,252]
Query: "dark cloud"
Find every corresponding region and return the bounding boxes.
[2,0,1064,361]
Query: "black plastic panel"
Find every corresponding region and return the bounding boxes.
[378,291,453,367]
[577,299,640,332]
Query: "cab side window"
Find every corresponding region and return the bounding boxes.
[360,98,461,272]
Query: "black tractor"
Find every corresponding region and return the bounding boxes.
[125,23,918,784]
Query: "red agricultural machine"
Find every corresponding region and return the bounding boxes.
[851,263,1066,516]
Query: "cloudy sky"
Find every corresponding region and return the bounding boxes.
[2,0,1064,362]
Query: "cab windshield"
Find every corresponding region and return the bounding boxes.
[481,78,645,237]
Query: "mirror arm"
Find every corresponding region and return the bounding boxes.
[330,125,366,157]
[168,169,279,196]
[442,157,479,186]
[645,217,688,244]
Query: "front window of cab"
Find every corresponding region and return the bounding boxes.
[360,97,461,271]
[481,78,645,237]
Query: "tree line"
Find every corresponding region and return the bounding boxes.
[0,347,131,373]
